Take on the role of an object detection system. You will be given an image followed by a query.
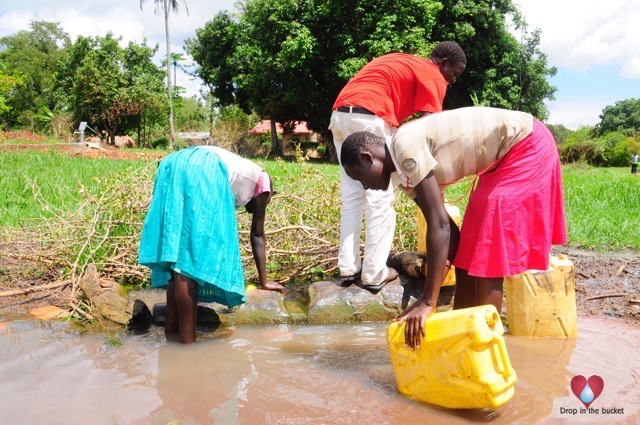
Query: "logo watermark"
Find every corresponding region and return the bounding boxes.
[559,375,625,416]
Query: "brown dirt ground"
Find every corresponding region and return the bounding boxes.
[0,140,165,161]
[0,130,46,143]
[0,143,638,326]
[552,247,640,325]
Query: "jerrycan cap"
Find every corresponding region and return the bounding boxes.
[485,310,500,329]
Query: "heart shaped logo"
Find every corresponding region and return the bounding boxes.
[570,375,604,408]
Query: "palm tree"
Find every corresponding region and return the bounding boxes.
[140,0,189,150]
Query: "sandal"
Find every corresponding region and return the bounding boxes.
[362,267,399,292]
[340,271,362,286]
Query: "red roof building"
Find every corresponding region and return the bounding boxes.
[249,120,314,135]
[249,120,323,158]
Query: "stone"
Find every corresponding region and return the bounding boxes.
[215,289,290,325]
[127,299,153,332]
[29,305,68,320]
[283,300,308,323]
[79,263,131,325]
[114,135,136,148]
[151,303,221,326]
[307,280,399,324]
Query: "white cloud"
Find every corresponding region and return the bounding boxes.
[621,57,640,79]
[513,0,640,79]
[0,0,237,97]
[546,100,603,130]
[0,10,35,36]
[3,0,637,127]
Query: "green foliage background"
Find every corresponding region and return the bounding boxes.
[186,0,557,151]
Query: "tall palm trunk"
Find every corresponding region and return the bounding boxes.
[163,0,175,149]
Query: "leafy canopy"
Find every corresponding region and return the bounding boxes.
[187,0,557,145]
[0,21,71,127]
[595,98,640,136]
[53,33,167,143]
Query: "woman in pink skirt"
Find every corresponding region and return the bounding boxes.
[339,107,567,348]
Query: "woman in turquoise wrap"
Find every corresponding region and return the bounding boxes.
[139,146,285,343]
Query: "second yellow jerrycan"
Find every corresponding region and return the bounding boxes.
[417,201,460,286]
[387,305,517,409]
[504,254,578,338]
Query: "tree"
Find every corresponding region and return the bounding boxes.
[559,126,609,165]
[140,0,189,150]
[189,0,557,159]
[174,96,208,132]
[0,21,70,128]
[595,98,640,136]
[0,60,24,120]
[429,0,556,118]
[185,11,244,142]
[53,33,167,145]
[546,123,571,146]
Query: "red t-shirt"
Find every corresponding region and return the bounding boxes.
[332,53,448,127]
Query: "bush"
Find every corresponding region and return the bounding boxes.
[316,144,327,156]
[560,126,608,165]
[151,136,169,149]
[604,133,640,166]
[172,137,188,151]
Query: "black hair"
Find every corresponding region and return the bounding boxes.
[431,41,466,65]
[341,131,385,168]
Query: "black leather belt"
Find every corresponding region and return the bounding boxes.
[336,106,375,115]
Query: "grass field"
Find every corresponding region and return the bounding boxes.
[0,149,157,227]
[1,148,639,250]
[561,164,640,249]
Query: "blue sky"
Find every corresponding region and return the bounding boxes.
[513,0,640,128]
[1,0,638,129]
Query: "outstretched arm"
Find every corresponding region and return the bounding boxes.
[248,193,285,295]
[396,171,452,349]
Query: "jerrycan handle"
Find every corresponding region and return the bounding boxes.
[483,308,511,376]
[496,337,512,377]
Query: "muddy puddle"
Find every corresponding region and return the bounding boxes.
[0,317,638,425]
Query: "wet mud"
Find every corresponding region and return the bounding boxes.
[0,317,638,424]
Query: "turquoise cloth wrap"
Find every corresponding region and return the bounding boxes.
[138,147,245,307]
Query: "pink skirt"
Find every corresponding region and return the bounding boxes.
[452,119,567,278]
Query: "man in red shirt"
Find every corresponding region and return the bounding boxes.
[329,41,466,289]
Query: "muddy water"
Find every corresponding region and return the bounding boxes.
[0,318,638,425]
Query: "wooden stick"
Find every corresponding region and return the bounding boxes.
[239,225,319,235]
[70,303,95,321]
[615,265,626,276]
[585,293,627,301]
[0,280,71,298]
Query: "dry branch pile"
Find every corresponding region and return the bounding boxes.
[0,156,418,317]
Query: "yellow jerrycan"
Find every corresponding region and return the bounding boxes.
[387,305,517,409]
[505,254,577,338]
[417,201,461,286]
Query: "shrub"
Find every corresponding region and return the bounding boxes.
[151,136,169,149]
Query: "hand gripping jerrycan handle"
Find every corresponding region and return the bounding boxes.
[387,305,518,409]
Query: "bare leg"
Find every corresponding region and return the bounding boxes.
[476,277,504,314]
[173,271,198,344]
[453,267,476,309]
[164,278,180,341]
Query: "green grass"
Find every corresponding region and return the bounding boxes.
[0,149,156,227]
[561,164,640,249]
[1,148,639,251]
[256,157,341,182]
